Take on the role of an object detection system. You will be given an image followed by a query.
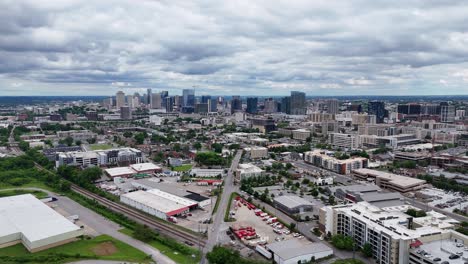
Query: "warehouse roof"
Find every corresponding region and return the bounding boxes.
[353,168,426,188]
[0,194,81,244]
[121,190,194,216]
[105,167,136,177]
[266,239,332,260]
[274,195,313,209]
[129,163,161,172]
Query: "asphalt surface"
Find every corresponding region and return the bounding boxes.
[200,150,243,264]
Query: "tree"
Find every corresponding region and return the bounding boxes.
[206,246,242,264]
[290,222,296,230]
[211,143,223,153]
[133,224,155,242]
[302,178,310,185]
[134,132,147,145]
[75,140,82,146]
[63,136,74,146]
[311,188,319,197]
[193,142,202,150]
[123,131,133,138]
[362,243,373,258]
[331,234,354,250]
[18,141,30,151]
[328,195,336,205]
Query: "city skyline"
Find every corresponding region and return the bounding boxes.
[2,1,468,96]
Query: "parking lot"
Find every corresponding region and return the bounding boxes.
[419,188,468,213]
[231,198,302,245]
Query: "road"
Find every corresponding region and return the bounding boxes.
[9,187,175,264]
[200,150,243,264]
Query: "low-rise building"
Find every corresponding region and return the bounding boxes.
[244,146,268,159]
[235,163,264,181]
[265,239,333,264]
[292,129,311,141]
[0,194,83,252]
[352,168,426,193]
[273,195,314,214]
[189,168,225,177]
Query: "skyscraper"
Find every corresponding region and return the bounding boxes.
[208,98,217,112]
[201,95,211,104]
[246,97,258,114]
[116,91,125,108]
[326,99,339,114]
[440,102,455,123]
[231,96,242,114]
[147,88,152,105]
[164,96,174,112]
[126,95,133,108]
[290,91,306,115]
[264,98,277,113]
[368,101,387,123]
[151,93,162,109]
[182,89,195,113]
[133,93,140,107]
[281,96,291,114]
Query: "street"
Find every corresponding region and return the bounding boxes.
[200,150,243,264]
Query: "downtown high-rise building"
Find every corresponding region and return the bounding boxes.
[164,96,174,112]
[116,91,126,108]
[151,93,162,109]
[326,99,339,114]
[440,102,455,123]
[264,98,278,113]
[126,95,134,108]
[246,97,258,114]
[147,88,152,105]
[230,96,242,114]
[182,89,195,113]
[208,98,217,112]
[290,91,306,115]
[201,95,211,104]
[368,101,387,123]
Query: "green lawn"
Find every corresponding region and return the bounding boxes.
[0,235,151,264]
[89,144,113,150]
[119,228,200,264]
[0,189,48,199]
[173,164,193,172]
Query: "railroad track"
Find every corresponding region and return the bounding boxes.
[70,184,206,247]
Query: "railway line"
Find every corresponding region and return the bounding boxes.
[70,184,206,247]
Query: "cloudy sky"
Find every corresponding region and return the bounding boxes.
[1,0,468,96]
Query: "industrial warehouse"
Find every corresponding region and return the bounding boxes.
[120,189,199,220]
[0,194,83,252]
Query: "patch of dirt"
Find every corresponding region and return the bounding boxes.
[92,241,118,256]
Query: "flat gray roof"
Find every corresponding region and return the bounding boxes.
[274,195,313,209]
[266,239,332,260]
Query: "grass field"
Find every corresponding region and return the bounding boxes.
[0,189,48,199]
[119,228,200,264]
[89,144,113,150]
[0,235,151,264]
[173,164,193,172]
[0,180,55,192]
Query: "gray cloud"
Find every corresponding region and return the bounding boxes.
[0,0,468,95]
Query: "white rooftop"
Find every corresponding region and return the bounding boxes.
[121,189,196,215]
[105,167,136,177]
[129,162,161,172]
[0,194,81,244]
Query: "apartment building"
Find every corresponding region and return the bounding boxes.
[56,148,143,168]
[304,150,368,175]
[329,133,359,149]
[319,202,458,264]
